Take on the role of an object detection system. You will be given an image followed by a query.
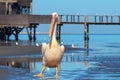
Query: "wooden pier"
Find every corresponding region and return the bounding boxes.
[0,14,120,42]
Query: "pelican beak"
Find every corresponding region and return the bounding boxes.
[49,12,58,37]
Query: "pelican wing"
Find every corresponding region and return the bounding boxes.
[60,45,65,53]
[42,45,64,67]
[41,43,48,55]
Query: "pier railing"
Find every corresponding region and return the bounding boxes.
[60,15,120,24]
[0,15,120,27]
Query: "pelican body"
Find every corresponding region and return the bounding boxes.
[35,12,64,78]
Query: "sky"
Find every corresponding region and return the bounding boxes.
[32,0,120,34]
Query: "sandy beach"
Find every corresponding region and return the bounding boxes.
[0,46,41,57]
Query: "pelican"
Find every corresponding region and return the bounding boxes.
[35,12,64,78]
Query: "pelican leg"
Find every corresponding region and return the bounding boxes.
[55,65,59,79]
[34,65,46,77]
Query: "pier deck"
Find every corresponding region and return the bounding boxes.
[0,15,51,27]
[0,15,120,26]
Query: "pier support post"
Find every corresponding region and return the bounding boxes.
[84,23,89,56]
[84,16,89,56]
[1,28,6,41]
[33,25,36,41]
[29,27,32,41]
[84,23,89,41]
[15,27,19,41]
[6,27,11,41]
[56,24,62,43]
[84,16,89,41]
[84,39,89,56]
[12,27,24,41]
[0,28,1,40]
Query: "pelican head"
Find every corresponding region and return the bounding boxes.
[48,12,59,48]
[49,12,58,38]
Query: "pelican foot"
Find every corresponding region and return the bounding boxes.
[34,73,44,78]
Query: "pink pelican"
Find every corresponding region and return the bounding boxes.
[35,12,65,78]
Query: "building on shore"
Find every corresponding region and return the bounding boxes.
[0,0,32,41]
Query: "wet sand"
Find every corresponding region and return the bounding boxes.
[0,69,11,80]
[0,45,119,80]
[0,46,41,56]
[0,45,84,80]
[0,45,84,57]
[0,46,41,80]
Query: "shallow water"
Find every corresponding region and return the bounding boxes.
[0,53,120,80]
[0,34,120,80]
